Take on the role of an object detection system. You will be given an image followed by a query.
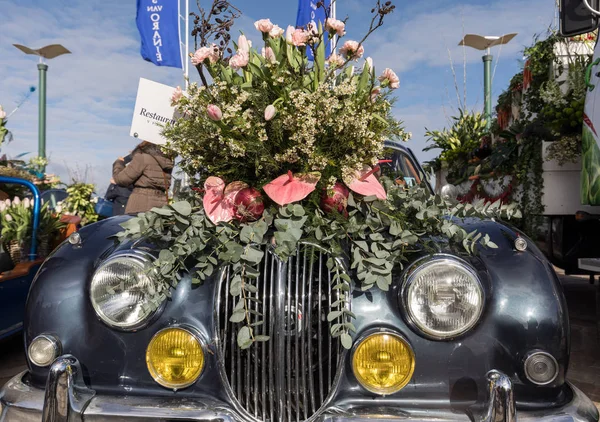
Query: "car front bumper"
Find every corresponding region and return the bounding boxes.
[1,356,598,422]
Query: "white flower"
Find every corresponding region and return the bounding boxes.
[23,198,30,208]
[55,205,63,214]
[4,199,11,207]
[269,25,284,38]
[5,214,12,222]
[13,196,20,205]
[0,106,6,120]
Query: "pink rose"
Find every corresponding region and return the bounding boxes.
[291,29,310,47]
[229,50,249,70]
[339,40,364,60]
[327,52,345,67]
[262,47,276,64]
[378,68,400,89]
[285,25,295,45]
[207,104,222,121]
[237,34,252,53]
[325,18,346,36]
[264,105,277,121]
[254,19,274,34]
[191,45,219,65]
[269,25,284,38]
[171,86,183,105]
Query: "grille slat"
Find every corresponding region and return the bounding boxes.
[218,244,349,422]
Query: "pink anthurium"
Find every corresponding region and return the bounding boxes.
[263,171,321,206]
[202,177,249,225]
[346,165,387,200]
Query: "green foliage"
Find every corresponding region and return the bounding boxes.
[581,127,600,205]
[62,183,98,226]
[0,199,63,244]
[118,180,520,350]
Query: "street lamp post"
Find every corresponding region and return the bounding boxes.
[459,34,518,129]
[13,44,71,171]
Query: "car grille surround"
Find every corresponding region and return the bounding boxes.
[216,243,350,422]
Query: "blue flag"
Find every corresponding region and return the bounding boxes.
[136,0,182,69]
[296,0,332,61]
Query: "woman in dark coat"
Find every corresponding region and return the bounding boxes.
[112,141,174,214]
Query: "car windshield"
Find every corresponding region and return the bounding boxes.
[379,148,423,187]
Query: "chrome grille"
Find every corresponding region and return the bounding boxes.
[217,244,349,422]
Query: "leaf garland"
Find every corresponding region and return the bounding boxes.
[117,179,520,350]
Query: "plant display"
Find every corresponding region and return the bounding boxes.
[0,197,64,261]
[60,182,98,226]
[581,126,600,205]
[118,1,522,351]
[423,109,489,184]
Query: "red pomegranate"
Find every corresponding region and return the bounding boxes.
[234,187,265,222]
[321,183,350,215]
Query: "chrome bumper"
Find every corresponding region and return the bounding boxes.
[1,356,598,422]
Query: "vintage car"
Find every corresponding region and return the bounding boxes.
[0,142,598,422]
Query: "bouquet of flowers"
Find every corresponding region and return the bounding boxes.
[120,0,519,350]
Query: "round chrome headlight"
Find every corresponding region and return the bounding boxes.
[28,334,61,367]
[402,255,484,339]
[90,252,160,330]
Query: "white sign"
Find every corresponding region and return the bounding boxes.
[130,78,180,145]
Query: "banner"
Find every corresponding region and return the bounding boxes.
[136,0,182,69]
[296,0,332,61]
[130,78,182,145]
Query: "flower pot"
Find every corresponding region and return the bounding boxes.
[8,240,23,264]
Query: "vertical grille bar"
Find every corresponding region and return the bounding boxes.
[327,266,332,387]
[300,248,308,420]
[254,286,259,417]
[261,254,268,419]
[268,254,275,422]
[294,249,301,422]
[317,251,324,403]
[306,249,316,413]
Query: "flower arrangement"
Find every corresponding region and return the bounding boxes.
[0,197,64,263]
[119,0,520,350]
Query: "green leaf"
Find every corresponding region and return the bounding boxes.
[151,207,174,216]
[237,326,253,349]
[327,310,342,321]
[254,335,270,342]
[172,201,192,216]
[229,310,246,323]
[340,333,353,349]
[242,246,264,264]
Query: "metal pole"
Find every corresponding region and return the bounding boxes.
[37,62,48,171]
[185,0,189,90]
[483,53,492,130]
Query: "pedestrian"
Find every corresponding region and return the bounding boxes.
[112,141,174,214]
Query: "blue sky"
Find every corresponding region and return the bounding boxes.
[0,0,555,193]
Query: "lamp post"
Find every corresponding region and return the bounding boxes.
[13,44,71,171]
[459,33,517,129]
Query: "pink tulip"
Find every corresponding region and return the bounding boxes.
[378,68,400,89]
[12,197,20,205]
[0,106,6,120]
[269,25,284,38]
[171,86,183,105]
[254,19,274,33]
[291,29,310,47]
[5,214,12,222]
[339,40,364,60]
[285,25,295,45]
[191,44,219,65]
[207,104,222,121]
[237,35,252,53]
[325,18,346,36]
[262,47,276,64]
[229,50,249,70]
[264,105,277,121]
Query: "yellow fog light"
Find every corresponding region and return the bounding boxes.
[352,332,415,395]
[146,327,205,390]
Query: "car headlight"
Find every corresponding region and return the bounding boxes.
[401,255,484,339]
[146,326,205,389]
[352,331,415,395]
[90,251,160,330]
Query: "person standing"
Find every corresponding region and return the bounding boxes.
[112,141,174,214]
